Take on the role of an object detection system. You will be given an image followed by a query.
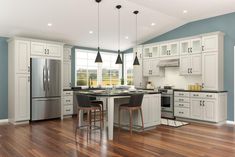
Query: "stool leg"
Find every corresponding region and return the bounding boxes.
[94,110,96,126]
[75,109,80,138]
[87,110,90,140]
[140,108,144,131]
[129,110,133,135]
[101,103,104,124]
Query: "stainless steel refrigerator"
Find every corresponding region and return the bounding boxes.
[31,58,61,121]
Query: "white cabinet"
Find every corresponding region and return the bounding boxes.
[180,54,201,75]
[190,99,202,120]
[143,59,164,77]
[160,42,179,57]
[174,92,191,119]
[63,91,73,116]
[133,46,147,88]
[63,46,72,89]
[202,35,218,52]
[202,52,218,90]
[180,38,201,55]
[143,44,159,58]
[15,40,30,74]
[31,42,62,58]
[15,74,30,121]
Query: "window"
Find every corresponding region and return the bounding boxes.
[124,53,133,85]
[75,50,98,86]
[75,49,122,87]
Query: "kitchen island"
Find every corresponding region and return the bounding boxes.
[73,89,161,140]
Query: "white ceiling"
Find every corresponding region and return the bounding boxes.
[0,0,234,51]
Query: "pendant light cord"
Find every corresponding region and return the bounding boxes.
[135,13,137,48]
[98,2,100,49]
[118,8,120,54]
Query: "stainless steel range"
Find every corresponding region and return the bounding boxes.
[158,86,174,119]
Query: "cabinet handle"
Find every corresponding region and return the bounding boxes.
[202,46,204,51]
[66,109,71,111]
[202,100,205,106]
[47,49,49,54]
[179,104,184,107]
[44,49,47,54]
[28,66,30,72]
[190,48,193,53]
[190,68,192,73]
[28,76,30,82]
[200,100,202,106]
[69,82,72,87]
[188,48,190,53]
[66,100,70,102]
[188,68,190,73]
[179,99,184,101]
[202,83,204,88]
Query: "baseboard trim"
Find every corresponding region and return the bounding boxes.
[0,119,9,124]
[226,120,235,125]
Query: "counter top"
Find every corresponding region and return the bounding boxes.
[173,89,227,93]
[73,89,160,97]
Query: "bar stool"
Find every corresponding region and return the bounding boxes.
[75,94,102,140]
[118,93,144,135]
[90,97,104,125]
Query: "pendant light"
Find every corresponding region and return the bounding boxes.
[95,0,102,63]
[115,5,123,64]
[133,10,140,66]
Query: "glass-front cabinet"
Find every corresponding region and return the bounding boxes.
[160,42,179,57]
[143,44,159,58]
[180,38,202,55]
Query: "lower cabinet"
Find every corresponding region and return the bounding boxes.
[114,94,161,129]
[174,91,227,123]
[63,91,73,116]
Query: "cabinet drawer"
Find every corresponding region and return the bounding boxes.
[63,96,73,105]
[64,105,73,115]
[174,107,190,118]
[174,102,190,108]
[174,92,189,97]
[63,91,73,96]
[174,97,190,102]
[191,92,216,99]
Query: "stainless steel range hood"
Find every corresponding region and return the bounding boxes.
[157,59,179,67]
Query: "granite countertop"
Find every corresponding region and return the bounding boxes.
[173,89,227,93]
[73,89,160,97]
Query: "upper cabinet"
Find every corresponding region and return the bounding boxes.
[160,41,179,57]
[180,38,202,55]
[31,41,62,58]
[15,40,30,74]
[143,59,164,77]
[202,35,218,52]
[63,46,72,89]
[63,47,72,62]
[143,44,159,58]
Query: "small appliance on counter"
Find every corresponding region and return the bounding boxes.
[146,81,154,89]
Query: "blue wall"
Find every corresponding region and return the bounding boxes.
[141,12,235,121]
[0,37,8,119]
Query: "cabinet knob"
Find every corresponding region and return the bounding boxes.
[47,49,50,54]
[202,83,204,88]
[202,46,204,51]
[44,49,47,54]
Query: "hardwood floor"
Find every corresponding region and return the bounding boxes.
[0,117,235,157]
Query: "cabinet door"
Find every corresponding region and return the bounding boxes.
[15,40,30,74]
[63,62,71,89]
[180,55,191,75]
[143,60,150,76]
[180,40,190,55]
[63,48,71,62]
[152,45,159,57]
[31,42,47,56]
[160,44,168,57]
[191,54,202,75]
[143,46,151,58]
[190,99,202,120]
[47,44,62,57]
[142,96,150,124]
[203,100,215,122]
[202,52,218,90]
[150,59,160,76]
[169,42,179,56]
[202,35,218,52]
[15,74,30,121]
[191,38,202,54]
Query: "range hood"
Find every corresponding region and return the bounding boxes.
[157,59,179,67]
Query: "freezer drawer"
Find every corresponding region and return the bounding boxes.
[31,97,61,121]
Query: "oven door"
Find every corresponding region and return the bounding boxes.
[161,94,173,112]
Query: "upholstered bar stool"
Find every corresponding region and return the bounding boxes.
[89,97,104,126]
[118,93,144,135]
[75,94,102,140]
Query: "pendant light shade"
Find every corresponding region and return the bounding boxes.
[95,0,102,63]
[133,10,140,66]
[115,5,123,64]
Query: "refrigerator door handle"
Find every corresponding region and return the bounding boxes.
[43,67,46,91]
[33,97,60,101]
[47,68,50,91]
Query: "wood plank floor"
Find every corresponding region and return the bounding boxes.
[0,117,235,157]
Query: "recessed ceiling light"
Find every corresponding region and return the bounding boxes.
[183,10,188,14]
[47,23,52,27]
[151,23,156,26]
[89,31,93,34]
[125,36,129,39]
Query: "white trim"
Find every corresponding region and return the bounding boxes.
[234,46,235,122]
[226,120,235,125]
[0,119,9,124]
